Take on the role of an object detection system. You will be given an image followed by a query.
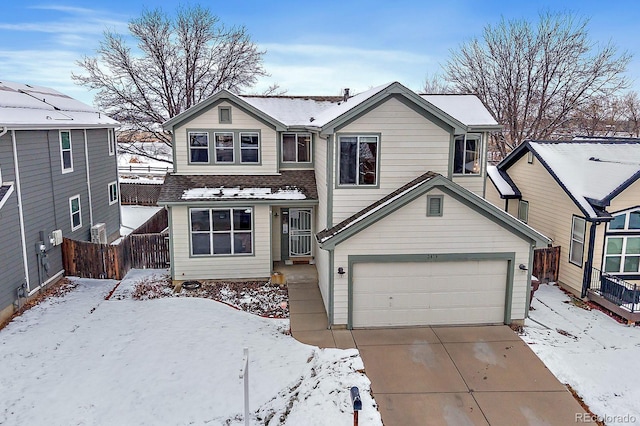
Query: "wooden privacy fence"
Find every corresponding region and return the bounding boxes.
[532,246,561,283]
[120,183,163,206]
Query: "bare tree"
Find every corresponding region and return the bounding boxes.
[622,91,640,137]
[443,12,631,155]
[422,73,454,94]
[73,5,268,163]
[572,94,625,137]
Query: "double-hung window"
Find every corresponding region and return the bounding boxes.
[604,209,640,274]
[108,182,118,205]
[189,132,209,163]
[453,134,481,175]
[240,133,260,163]
[69,195,81,231]
[60,130,73,173]
[569,216,586,266]
[518,200,529,223]
[108,129,115,156]
[214,132,234,163]
[282,133,311,163]
[190,208,253,255]
[339,135,379,185]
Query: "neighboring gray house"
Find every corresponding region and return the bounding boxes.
[0,81,119,323]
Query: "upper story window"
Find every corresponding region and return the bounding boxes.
[240,132,260,163]
[108,181,118,205]
[189,132,209,163]
[453,134,481,175]
[339,135,379,186]
[215,132,234,163]
[60,130,73,173]
[604,208,640,274]
[282,133,311,163]
[219,106,232,124]
[108,129,115,156]
[190,207,253,256]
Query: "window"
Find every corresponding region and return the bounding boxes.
[240,132,260,163]
[604,209,640,274]
[219,106,232,124]
[214,132,234,163]
[338,135,379,185]
[108,129,115,156]
[282,133,311,163]
[189,132,209,163]
[453,134,481,175]
[60,130,73,173]
[569,216,586,266]
[108,182,118,205]
[69,195,81,231]
[190,208,253,255]
[427,195,443,217]
[518,200,529,223]
[527,151,534,164]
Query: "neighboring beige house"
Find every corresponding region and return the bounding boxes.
[158,82,548,329]
[487,139,640,321]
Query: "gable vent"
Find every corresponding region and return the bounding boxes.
[427,195,443,217]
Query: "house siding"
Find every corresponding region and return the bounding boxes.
[331,97,452,224]
[174,101,278,175]
[314,135,330,306]
[170,204,271,280]
[330,189,531,326]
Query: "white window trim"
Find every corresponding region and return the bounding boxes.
[338,134,380,186]
[569,216,586,266]
[188,131,210,164]
[108,129,115,156]
[108,181,118,205]
[453,133,482,175]
[281,133,312,163]
[604,236,640,274]
[239,132,260,164]
[69,195,82,231]
[214,132,235,163]
[518,200,529,223]
[190,207,253,256]
[60,130,73,173]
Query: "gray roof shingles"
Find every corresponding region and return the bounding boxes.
[158,170,318,203]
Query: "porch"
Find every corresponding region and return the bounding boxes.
[587,267,640,323]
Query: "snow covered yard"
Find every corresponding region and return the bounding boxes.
[0,270,381,425]
[522,283,640,425]
[119,205,163,236]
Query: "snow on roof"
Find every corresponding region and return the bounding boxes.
[487,165,516,196]
[0,81,118,128]
[421,95,499,127]
[239,96,338,127]
[182,187,307,200]
[311,83,393,127]
[530,141,640,218]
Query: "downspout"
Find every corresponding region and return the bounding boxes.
[581,221,600,298]
[11,130,31,291]
[328,248,334,329]
[83,129,94,227]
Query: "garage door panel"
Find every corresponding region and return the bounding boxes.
[352,260,507,327]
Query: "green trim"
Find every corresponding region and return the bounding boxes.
[207,129,262,166]
[525,242,534,317]
[328,249,335,328]
[452,133,483,177]
[280,208,289,261]
[346,252,517,329]
[219,106,232,124]
[447,133,455,179]
[334,132,382,189]
[326,135,334,228]
[279,132,315,169]
[158,199,318,207]
[187,206,257,259]
[186,129,212,165]
[168,207,175,279]
[426,195,444,217]
[172,132,178,173]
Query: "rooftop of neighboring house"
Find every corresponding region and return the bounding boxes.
[0,80,118,129]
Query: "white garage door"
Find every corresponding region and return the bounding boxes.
[352,260,508,327]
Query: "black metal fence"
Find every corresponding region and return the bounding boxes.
[589,267,639,313]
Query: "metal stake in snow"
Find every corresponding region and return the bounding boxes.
[239,347,250,426]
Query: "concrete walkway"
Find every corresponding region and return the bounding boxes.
[279,264,588,425]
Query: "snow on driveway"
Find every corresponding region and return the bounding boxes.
[522,283,640,425]
[0,271,381,425]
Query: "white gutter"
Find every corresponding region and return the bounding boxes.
[11,130,30,290]
[83,129,94,226]
[0,126,7,138]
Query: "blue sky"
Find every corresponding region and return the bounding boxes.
[1,1,639,106]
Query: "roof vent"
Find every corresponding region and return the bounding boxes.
[343,88,350,102]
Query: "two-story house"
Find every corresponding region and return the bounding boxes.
[158,82,548,329]
[0,81,120,324]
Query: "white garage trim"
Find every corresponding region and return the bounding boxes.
[347,252,515,329]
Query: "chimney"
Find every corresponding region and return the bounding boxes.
[343,88,350,102]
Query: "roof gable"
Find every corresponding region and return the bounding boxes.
[317,172,548,248]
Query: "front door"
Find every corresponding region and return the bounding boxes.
[289,208,312,257]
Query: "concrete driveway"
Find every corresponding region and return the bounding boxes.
[353,326,588,426]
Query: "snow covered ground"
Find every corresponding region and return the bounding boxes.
[0,270,381,425]
[522,283,640,425]
[119,205,163,236]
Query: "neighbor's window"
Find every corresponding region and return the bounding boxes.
[604,209,640,274]
[108,129,115,156]
[427,195,443,217]
[569,216,586,266]
[453,134,481,175]
[190,208,253,255]
[60,130,73,173]
[214,132,234,163]
[219,106,232,124]
[282,133,311,163]
[189,132,209,163]
[240,132,260,163]
[69,195,81,231]
[518,200,529,223]
[339,135,379,185]
[108,182,118,205]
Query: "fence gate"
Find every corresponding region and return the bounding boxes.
[532,246,561,283]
